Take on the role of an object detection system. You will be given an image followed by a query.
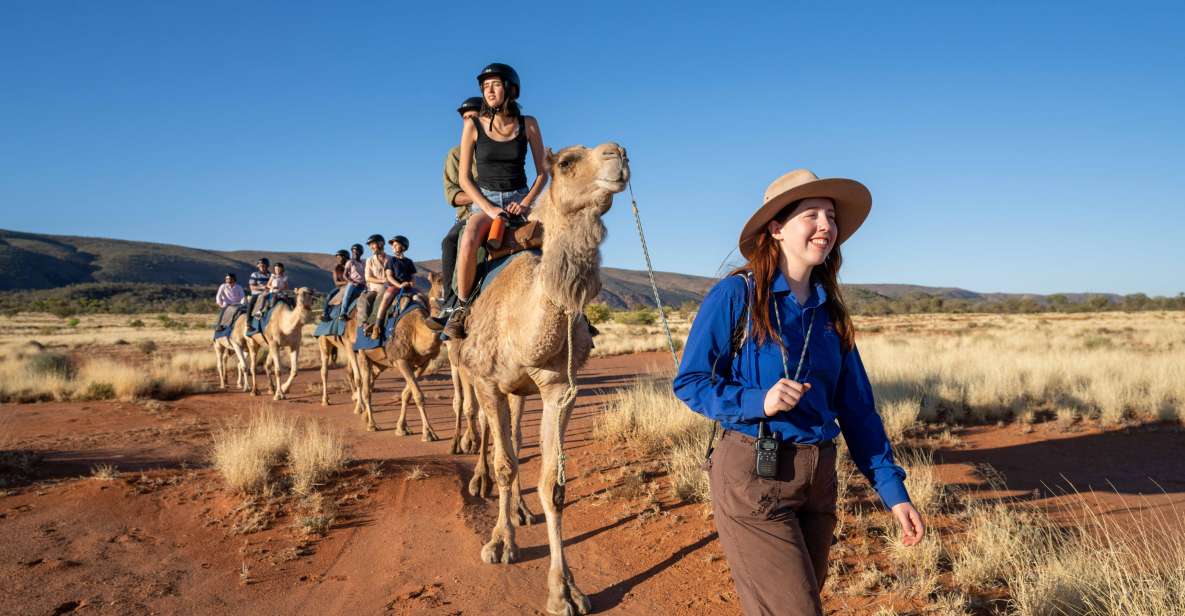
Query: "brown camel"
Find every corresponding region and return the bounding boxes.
[213,312,250,392]
[453,142,628,615]
[316,294,365,413]
[355,273,445,434]
[244,288,312,400]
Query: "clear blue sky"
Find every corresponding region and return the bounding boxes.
[3,1,1183,296]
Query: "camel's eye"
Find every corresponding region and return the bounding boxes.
[558,153,581,171]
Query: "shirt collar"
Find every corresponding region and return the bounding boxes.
[771,269,828,308]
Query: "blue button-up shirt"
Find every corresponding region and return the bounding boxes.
[673,271,910,508]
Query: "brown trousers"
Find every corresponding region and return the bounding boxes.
[709,429,839,616]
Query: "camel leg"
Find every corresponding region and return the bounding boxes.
[509,393,534,527]
[461,376,480,454]
[214,344,227,390]
[468,407,493,498]
[268,341,283,399]
[448,365,465,454]
[474,380,518,565]
[345,342,365,415]
[538,382,590,616]
[319,340,331,406]
[394,383,410,436]
[247,344,260,396]
[356,353,380,431]
[277,347,298,398]
[233,342,249,392]
[396,359,437,442]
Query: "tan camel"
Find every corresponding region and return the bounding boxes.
[213,312,250,392]
[454,142,628,615]
[244,288,312,400]
[316,294,365,413]
[355,273,445,434]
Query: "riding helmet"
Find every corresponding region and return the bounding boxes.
[457,96,483,115]
[366,233,385,246]
[476,63,520,98]
[390,235,409,250]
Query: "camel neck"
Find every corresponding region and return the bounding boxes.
[540,208,605,312]
[278,298,305,333]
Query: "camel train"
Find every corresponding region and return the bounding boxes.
[212,142,629,615]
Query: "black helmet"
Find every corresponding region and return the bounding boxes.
[350,243,364,254]
[366,233,385,246]
[335,249,349,259]
[256,257,270,266]
[476,63,520,98]
[457,96,483,115]
[390,235,409,250]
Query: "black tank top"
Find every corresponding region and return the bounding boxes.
[473,115,529,192]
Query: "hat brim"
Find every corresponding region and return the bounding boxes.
[738,178,871,261]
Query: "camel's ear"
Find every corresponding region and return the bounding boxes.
[544,147,556,170]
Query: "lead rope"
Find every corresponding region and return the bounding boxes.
[555,289,586,487]
[628,180,679,370]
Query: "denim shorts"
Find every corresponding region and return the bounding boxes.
[473,187,529,213]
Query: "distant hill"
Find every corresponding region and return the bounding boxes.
[2,229,1173,313]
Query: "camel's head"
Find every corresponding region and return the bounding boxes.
[294,287,313,309]
[543,142,630,218]
[425,272,444,317]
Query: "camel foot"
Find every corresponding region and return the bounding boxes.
[460,433,477,455]
[321,398,329,407]
[366,421,378,432]
[547,581,591,616]
[480,536,518,565]
[468,472,491,498]
[421,429,439,442]
[393,424,408,437]
[448,436,462,455]
[513,497,535,527]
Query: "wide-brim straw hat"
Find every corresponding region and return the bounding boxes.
[738,169,872,261]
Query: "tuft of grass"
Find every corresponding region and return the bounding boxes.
[90,464,119,481]
[212,408,296,494]
[595,378,713,502]
[289,421,347,495]
[404,465,428,481]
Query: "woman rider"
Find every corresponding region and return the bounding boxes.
[672,169,925,616]
[442,62,548,340]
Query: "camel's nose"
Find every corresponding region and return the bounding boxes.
[600,143,626,160]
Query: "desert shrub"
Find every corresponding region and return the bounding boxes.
[615,309,657,326]
[289,421,347,495]
[66,317,80,328]
[596,378,712,502]
[137,340,157,355]
[212,408,296,494]
[585,303,612,324]
[27,352,76,379]
[128,319,145,328]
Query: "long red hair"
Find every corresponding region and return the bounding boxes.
[732,207,856,351]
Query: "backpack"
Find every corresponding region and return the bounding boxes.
[704,272,754,460]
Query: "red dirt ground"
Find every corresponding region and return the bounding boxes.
[2,351,1183,615]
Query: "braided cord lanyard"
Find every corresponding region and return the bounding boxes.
[761,299,814,436]
[555,290,586,488]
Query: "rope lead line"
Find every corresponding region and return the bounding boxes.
[555,289,585,487]
[628,180,680,370]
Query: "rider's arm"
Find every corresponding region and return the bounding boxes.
[519,116,549,209]
[458,120,500,218]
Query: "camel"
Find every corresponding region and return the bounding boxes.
[354,273,445,434]
[244,288,312,400]
[213,311,250,392]
[453,142,628,615]
[316,292,365,413]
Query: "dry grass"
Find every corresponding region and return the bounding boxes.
[0,342,210,402]
[211,406,347,496]
[404,465,428,481]
[594,378,713,502]
[589,316,691,358]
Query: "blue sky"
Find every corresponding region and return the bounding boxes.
[2,1,1183,295]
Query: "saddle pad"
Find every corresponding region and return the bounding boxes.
[352,300,423,351]
[213,306,246,340]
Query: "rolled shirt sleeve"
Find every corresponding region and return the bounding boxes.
[673,277,769,425]
[835,345,911,509]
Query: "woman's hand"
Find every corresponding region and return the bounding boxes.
[505,200,528,216]
[479,201,502,219]
[762,379,811,417]
[891,502,925,546]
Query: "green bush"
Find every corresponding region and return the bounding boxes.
[66,317,80,328]
[128,319,145,328]
[616,309,657,326]
[27,352,76,379]
[81,382,116,400]
[585,303,612,324]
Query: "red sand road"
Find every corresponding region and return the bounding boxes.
[2,351,1184,615]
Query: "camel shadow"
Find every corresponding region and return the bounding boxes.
[515,511,644,563]
[589,532,718,610]
[937,426,1185,499]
